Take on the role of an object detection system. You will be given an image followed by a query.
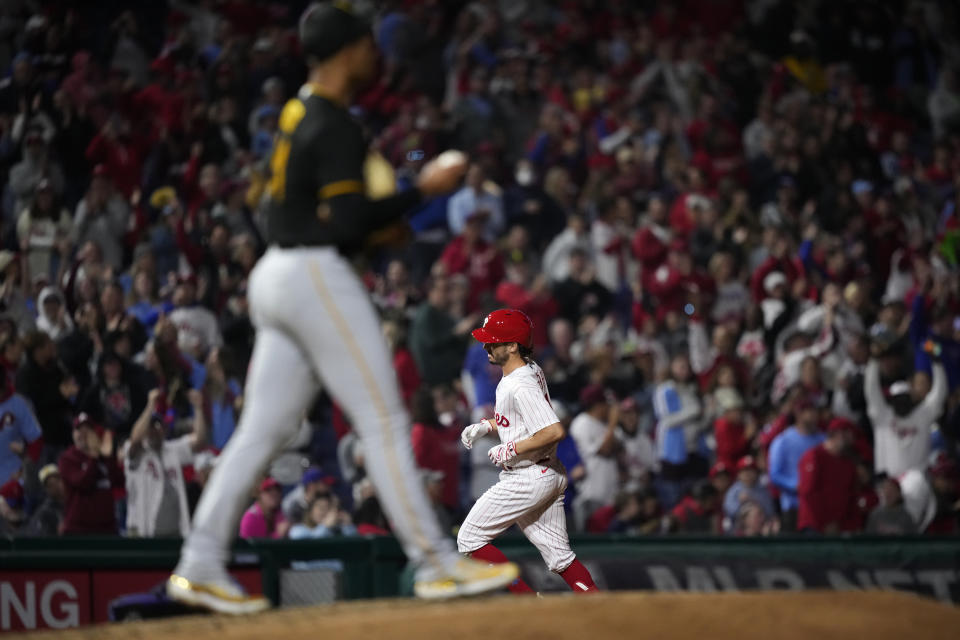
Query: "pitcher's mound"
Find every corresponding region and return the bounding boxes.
[12,590,959,640]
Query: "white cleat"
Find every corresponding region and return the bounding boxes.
[414,558,520,600]
[167,573,271,615]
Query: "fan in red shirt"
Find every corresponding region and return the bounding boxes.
[668,481,721,534]
[409,388,461,514]
[494,262,558,349]
[132,57,186,136]
[382,317,421,410]
[646,239,714,318]
[632,194,672,290]
[927,456,959,535]
[58,415,123,535]
[712,388,755,470]
[797,419,858,533]
[750,232,805,303]
[668,167,715,236]
[439,211,504,312]
[924,144,953,186]
[84,117,146,199]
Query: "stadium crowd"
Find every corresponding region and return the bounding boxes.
[1,0,960,542]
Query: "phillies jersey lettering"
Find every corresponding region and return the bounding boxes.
[494,361,561,469]
[895,426,918,440]
[145,459,181,483]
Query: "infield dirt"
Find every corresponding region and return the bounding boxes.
[9,589,958,640]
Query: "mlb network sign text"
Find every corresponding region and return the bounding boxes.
[1,572,89,631]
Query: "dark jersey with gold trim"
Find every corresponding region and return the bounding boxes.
[265,85,420,252]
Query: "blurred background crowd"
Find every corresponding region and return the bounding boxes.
[2,0,960,543]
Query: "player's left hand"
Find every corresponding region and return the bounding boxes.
[488,441,517,466]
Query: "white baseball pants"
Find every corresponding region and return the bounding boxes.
[457,464,576,573]
[180,247,454,572]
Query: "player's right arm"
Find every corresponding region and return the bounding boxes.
[513,422,564,456]
[488,418,565,467]
[314,121,466,248]
[506,385,564,457]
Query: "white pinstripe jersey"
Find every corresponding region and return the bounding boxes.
[493,361,561,469]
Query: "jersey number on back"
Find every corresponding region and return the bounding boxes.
[267,99,307,202]
[535,369,552,408]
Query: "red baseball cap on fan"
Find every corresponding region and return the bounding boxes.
[471,309,534,349]
[709,461,730,478]
[73,412,104,438]
[259,477,281,492]
[0,478,24,509]
[827,417,857,434]
[579,384,609,410]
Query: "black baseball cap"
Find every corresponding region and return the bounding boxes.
[299,1,373,64]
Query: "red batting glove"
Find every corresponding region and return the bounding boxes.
[488,441,518,466]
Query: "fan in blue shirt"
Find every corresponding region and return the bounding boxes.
[722,456,776,527]
[0,393,42,485]
[768,402,825,513]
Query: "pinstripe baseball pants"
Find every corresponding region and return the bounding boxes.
[457,464,576,573]
[179,247,454,572]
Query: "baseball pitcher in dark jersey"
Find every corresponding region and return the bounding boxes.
[168,2,518,613]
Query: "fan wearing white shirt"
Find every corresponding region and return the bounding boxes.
[570,384,623,528]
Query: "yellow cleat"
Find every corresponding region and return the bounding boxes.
[414,558,520,600]
[166,574,271,615]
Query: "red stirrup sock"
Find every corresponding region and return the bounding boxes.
[471,544,535,593]
[559,559,599,593]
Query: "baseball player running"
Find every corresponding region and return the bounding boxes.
[168,3,517,613]
[458,309,599,593]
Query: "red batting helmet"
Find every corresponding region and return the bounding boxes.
[472,309,534,349]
